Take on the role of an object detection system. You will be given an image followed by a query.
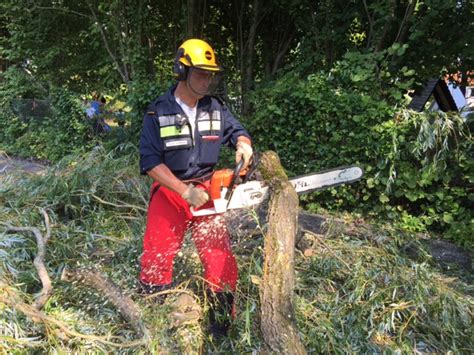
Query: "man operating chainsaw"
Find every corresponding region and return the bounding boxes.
[138,38,253,337]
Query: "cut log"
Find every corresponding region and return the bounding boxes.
[258,151,306,355]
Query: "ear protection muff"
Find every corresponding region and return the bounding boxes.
[173,48,188,81]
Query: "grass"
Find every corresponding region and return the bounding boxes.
[0,144,472,353]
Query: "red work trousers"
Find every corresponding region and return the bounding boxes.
[139,181,238,292]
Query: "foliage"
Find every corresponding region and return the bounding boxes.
[296,230,473,353]
[247,51,472,246]
[286,0,472,84]
[329,44,415,103]
[2,0,472,113]
[0,148,472,352]
[126,76,173,137]
[0,70,95,161]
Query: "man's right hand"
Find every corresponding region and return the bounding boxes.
[181,185,209,208]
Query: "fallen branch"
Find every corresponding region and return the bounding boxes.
[0,292,147,348]
[90,193,147,212]
[2,209,53,310]
[61,267,150,341]
[300,229,351,270]
[75,230,128,245]
[0,335,45,348]
[144,287,200,302]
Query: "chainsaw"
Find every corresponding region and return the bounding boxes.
[191,153,364,217]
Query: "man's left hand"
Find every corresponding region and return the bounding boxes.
[235,140,253,169]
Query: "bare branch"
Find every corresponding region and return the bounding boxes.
[394,0,417,45]
[362,0,374,49]
[40,208,51,244]
[61,267,150,340]
[0,292,148,348]
[34,6,90,19]
[300,229,351,270]
[2,209,53,311]
[271,29,296,75]
[90,194,147,212]
[86,3,130,84]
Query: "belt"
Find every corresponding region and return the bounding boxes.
[182,171,213,184]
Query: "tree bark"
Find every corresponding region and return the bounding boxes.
[258,151,306,354]
[87,3,131,85]
[394,0,417,45]
[241,0,261,117]
[186,0,195,37]
[362,0,374,49]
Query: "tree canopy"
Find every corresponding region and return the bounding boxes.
[1,0,472,112]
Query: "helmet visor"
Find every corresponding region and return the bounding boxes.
[187,67,223,97]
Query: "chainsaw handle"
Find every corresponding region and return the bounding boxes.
[224,159,245,201]
[243,150,260,183]
[233,159,245,177]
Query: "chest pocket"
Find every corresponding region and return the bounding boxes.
[159,114,192,171]
[197,110,222,137]
[159,115,192,150]
[197,110,222,166]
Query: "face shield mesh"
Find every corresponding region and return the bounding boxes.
[187,67,223,97]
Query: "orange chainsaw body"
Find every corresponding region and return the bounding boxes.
[209,168,247,200]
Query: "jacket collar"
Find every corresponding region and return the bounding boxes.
[156,84,213,114]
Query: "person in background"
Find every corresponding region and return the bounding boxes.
[138,38,253,338]
[98,96,112,133]
[87,94,111,134]
[90,93,101,117]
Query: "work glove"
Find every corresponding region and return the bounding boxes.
[235,141,253,170]
[181,185,209,208]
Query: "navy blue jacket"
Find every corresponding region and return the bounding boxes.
[139,85,251,180]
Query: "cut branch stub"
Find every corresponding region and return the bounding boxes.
[258,151,306,354]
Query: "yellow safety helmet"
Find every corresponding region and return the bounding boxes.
[174,39,222,81]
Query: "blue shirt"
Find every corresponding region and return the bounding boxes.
[90,101,101,115]
[139,85,251,180]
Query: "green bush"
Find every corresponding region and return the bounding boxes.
[0,69,94,161]
[247,52,472,246]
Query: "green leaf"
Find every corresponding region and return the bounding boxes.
[367,178,374,188]
[443,213,454,224]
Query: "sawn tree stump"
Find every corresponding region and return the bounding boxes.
[258,151,306,354]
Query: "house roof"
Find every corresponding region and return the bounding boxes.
[408,78,459,112]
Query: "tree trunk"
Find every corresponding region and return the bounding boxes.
[241,0,260,118]
[186,0,195,37]
[258,151,306,355]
